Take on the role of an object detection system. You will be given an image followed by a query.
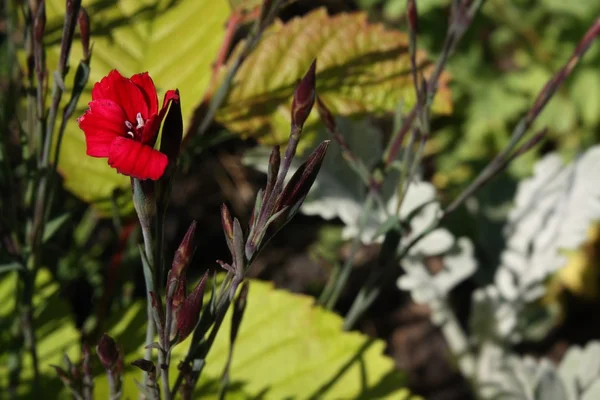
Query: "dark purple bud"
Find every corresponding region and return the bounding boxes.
[230,281,249,345]
[407,0,418,35]
[316,96,336,133]
[291,60,317,129]
[265,146,281,197]
[159,89,183,164]
[171,272,186,309]
[131,359,156,374]
[78,8,90,61]
[96,333,119,370]
[171,221,198,280]
[176,272,208,343]
[221,204,234,245]
[33,1,46,43]
[275,141,330,216]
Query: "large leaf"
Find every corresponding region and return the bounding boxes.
[95,279,416,399]
[0,269,80,398]
[216,8,453,150]
[45,0,229,206]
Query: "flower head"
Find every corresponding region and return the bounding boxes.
[78,70,179,180]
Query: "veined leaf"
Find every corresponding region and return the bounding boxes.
[45,0,229,207]
[0,269,80,398]
[94,279,417,399]
[216,8,453,150]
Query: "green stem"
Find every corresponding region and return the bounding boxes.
[321,192,375,310]
[139,223,157,394]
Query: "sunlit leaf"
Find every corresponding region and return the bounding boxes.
[94,279,416,399]
[216,8,453,151]
[45,0,229,208]
[0,269,79,398]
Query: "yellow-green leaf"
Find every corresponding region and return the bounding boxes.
[95,279,417,399]
[0,270,80,398]
[45,0,229,207]
[216,8,453,150]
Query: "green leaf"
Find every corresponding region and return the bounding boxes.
[45,0,229,208]
[216,8,453,151]
[0,269,80,398]
[95,279,416,399]
[42,213,71,243]
[571,67,600,127]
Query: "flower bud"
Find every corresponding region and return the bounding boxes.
[159,89,182,165]
[171,221,198,280]
[78,8,90,61]
[407,0,418,36]
[291,60,317,129]
[275,140,330,218]
[176,272,208,342]
[221,204,234,245]
[96,333,119,370]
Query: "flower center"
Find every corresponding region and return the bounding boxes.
[124,113,146,140]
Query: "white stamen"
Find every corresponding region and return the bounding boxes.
[125,121,133,129]
[126,131,135,138]
[136,112,145,129]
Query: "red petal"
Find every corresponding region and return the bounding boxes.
[78,99,126,157]
[131,72,159,116]
[141,114,161,146]
[108,137,168,180]
[91,70,149,124]
[141,90,179,145]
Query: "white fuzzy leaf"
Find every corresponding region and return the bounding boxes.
[478,146,600,341]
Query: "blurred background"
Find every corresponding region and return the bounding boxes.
[3,0,600,398]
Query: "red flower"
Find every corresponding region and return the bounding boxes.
[78,70,179,180]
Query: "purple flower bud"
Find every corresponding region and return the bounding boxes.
[176,272,208,342]
[96,333,119,370]
[171,221,198,280]
[407,0,418,35]
[78,8,90,61]
[171,272,186,309]
[291,60,317,129]
[275,140,330,218]
[221,204,234,245]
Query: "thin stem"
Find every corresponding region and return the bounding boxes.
[107,370,120,400]
[139,223,156,393]
[158,349,171,400]
[321,192,375,309]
